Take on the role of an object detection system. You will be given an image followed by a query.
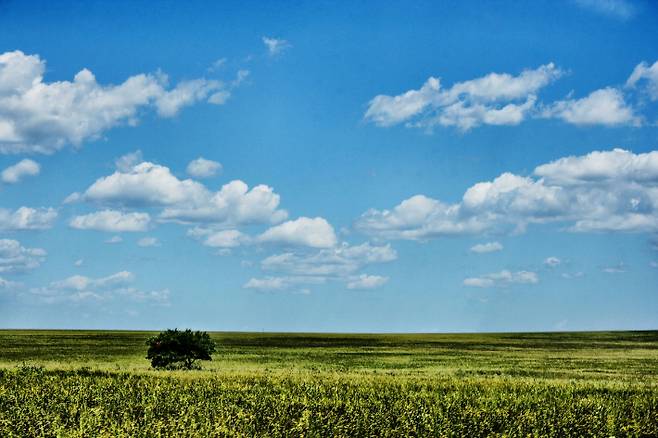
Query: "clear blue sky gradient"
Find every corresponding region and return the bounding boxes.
[0,0,657,331]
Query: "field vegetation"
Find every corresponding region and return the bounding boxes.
[0,330,656,436]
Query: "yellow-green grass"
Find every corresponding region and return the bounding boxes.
[0,330,656,436]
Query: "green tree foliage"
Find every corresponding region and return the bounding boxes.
[146,329,216,370]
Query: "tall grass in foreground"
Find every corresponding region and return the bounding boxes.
[1,366,656,437]
[1,331,656,436]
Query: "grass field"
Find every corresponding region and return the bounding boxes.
[0,330,657,436]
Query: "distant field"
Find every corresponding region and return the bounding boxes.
[1,330,657,436]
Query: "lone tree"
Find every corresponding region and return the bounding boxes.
[146,329,216,370]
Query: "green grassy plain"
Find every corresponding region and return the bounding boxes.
[0,330,657,436]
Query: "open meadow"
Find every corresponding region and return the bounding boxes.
[0,330,657,436]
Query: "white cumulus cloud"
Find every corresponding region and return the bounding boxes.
[0,50,229,154]
[355,149,658,240]
[69,210,150,232]
[258,217,337,248]
[78,159,287,226]
[365,63,562,131]
[0,206,57,230]
[541,88,639,126]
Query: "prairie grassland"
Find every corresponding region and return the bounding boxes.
[0,330,656,436]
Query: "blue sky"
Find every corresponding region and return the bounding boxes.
[0,0,657,332]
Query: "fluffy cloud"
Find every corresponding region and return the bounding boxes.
[262,37,291,56]
[346,274,388,290]
[76,160,287,226]
[82,162,208,206]
[463,270,538,288]
[365,63,562,131]
[30,270,169,304]
[534,148,658,185]
[355,194,487,240]
[355,149,658,240]
[258,217,337,248]
[1,159,39,183]
[69,210,150,232]
[541,88,639,126]
[186,157,222,178]
[0,51,229,154]
[0,238,46,273]
[470,241,503,254]
[0,206,57,230]
[626,60,658,101]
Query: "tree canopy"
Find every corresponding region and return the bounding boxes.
[146,329,216,370]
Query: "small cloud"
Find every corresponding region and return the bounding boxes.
[74,259,83,267]
[243,276,288,291]
[29,271,169,305]
[1,159,40,184]
[105,235,123,244]
[0,207,57,231]
[346,274,389,290]
[137,237,160,247]
[561,271,585,279]
[232,69,250,87]
[470,241,503,254]
[0,239,47,273]
[207,58,227,72]
[208,90,231,105]
[258,217,337,248]
[463,270,539,288]
[63,192,81,204]
[186,157,222,178]
[70,210,150,232]
[544,256,561,267]
[115,150,143,173]
[602,263,627,273]
[262,37,291,56]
